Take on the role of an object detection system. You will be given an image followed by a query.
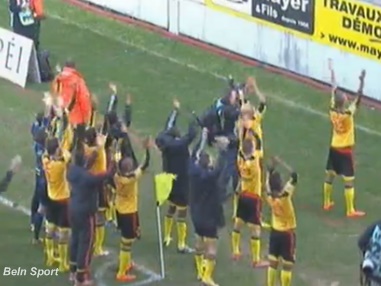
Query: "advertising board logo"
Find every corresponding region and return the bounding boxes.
[251,0,315,35]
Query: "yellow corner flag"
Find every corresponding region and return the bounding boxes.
[154,173,176,206]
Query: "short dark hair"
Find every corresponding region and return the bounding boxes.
[119,156,134,173]
[64,59,76,68]
[46,137,59,155]
[334,90,346,108]
[166,127,180,138]
[35,112,44,123]
[85,127,97,146]
[199,151,210,169]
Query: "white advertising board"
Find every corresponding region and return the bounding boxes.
[76,0,381,101]
[0,27,39,88]
[211,0,251,14]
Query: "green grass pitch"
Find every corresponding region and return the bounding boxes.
[1,1,381,285]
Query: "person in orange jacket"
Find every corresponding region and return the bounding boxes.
[52,60,92,147]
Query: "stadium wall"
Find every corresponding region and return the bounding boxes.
[75,0,381,101]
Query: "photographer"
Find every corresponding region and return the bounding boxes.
[30,0,45,51]
[9,0,37,46]
[358,221,381,285]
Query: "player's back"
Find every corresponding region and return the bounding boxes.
[237,151,261,196]
[43,151,70,200]
[160,138,190,177]
[84,144,107,174]
[329,107,355,148]
[114,169,142,214]
[268,181,297,231]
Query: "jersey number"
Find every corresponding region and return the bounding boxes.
[331,116,347,134]
[272,201,284,217]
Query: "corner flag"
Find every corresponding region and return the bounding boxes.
[154,173,176,206]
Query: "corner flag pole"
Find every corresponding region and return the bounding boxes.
[155,200,166,279]
[153,172,175,280]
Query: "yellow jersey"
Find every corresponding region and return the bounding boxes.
[114,168,143,214]
[42,150,71,201]
[267,175,297,231]
[237,150,262,196]
[248,103,266,140]
[237,103,266,155]
[84,144,107,174]
[61,124,73,152]
[329,100,357,148]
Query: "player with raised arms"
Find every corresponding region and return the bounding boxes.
[323,60,366,218]
[266,156,298,286]
[231,128,268,267]
[113,137,151,282]
[155,99,197,253]
[189,128,226,286]
[42,109,73,272]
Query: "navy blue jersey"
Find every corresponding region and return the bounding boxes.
[33,142,45,179]
[156,109,197,176]
[30,117,49,139]
[188,138,225,229]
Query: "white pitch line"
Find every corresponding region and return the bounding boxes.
[41,11,381,138]
[0,195,162,286]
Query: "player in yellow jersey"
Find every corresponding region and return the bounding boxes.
[266,156,297,286]
[231,134,268,268]
[114,137,151,282]
[323,60,366,218]
[84,127,109,257]
[42,134,71,272]
[238,77,266,163]
[233,77,271,227]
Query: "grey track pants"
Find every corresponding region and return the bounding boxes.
[69,212,96,272]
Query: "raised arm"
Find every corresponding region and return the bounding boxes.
[42,92,55,122]
[192,128,208,160]
[273,156,298,186]
[107,83,118,113]
[328,59,337,100]
[139,137,152,171]
[124,94,132,127]
[164,99,180,131]
[119,134,138,168]
[245,129,262,151]
[60,112,74,152]
[247,77,266,103]
[352,70,366,108]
